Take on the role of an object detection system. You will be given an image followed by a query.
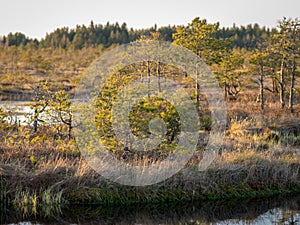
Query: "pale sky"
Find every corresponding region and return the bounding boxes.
[0,0,299,39]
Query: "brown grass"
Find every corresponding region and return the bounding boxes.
[0,88,300,214]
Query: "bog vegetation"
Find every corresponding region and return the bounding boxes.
[0,17,300,217]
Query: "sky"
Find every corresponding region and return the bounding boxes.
[0,0,299,39]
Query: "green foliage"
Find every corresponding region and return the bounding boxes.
[0,107,7,124]
[1,17,300,213]
[270,17,300,109]
[48,90,73,139]
[30,155,37,165]
[0,21,280,50]
[129,97,180,142]
[215,52,244,89]
[94,62,190,155]
[0,32,36,47]
[173,17,246,100]
[173,17,228,65]
[36,22,176,49]
[30,81,53,131]
[13,188,63,218]
[200,115,212,131]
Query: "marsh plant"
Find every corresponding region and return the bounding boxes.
[12,188,64,217]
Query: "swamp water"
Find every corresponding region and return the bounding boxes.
[1,195,300,225]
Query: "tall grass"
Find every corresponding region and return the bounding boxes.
[0,89,300,210]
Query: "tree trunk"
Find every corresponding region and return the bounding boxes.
[33,120,38,132]
[147,61,150,98]
[259,63,264,111]
[279,57,285,108]
[33,108,38,132]
[224,82,227,100]
[288,56,296,112]
[195,64,200,105]
[157,61,161,92]
[68,123,72,140]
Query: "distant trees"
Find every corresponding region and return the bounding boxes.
[1,32,30,47]
[216,23,277,49]
[38,22,176,49]
[0,17,299,115]
[0,32,38,47]
[0,22,173,50]
[1,21,277,50]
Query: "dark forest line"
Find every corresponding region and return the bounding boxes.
[0,20,277,50]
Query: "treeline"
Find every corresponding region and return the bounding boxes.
[0,22,175,49]
[216,24,277,49]
[0,21,277,50]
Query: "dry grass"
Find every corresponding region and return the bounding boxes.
[0,129,299,208]
[0,89,300,215]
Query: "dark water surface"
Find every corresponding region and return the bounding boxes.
[1,194,300,225]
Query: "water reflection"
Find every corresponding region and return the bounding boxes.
[0,101,33,125]
[1,194,300,225]
[0,101,59,126]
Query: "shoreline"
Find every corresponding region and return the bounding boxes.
[2,192,300,224]
[1,159,300,208]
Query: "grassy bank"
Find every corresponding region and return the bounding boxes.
[1,91,300,216]
[1,140,300,212]
[1,160,300,209]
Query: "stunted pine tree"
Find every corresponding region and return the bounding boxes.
[271,17,300,110]
[216,52,244,100]
[286,18,300,112]
[173,17,230,103]
[48,90,73,139]
[249,40,271,111]
[173,17,228,65]
[31,81,53,132]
